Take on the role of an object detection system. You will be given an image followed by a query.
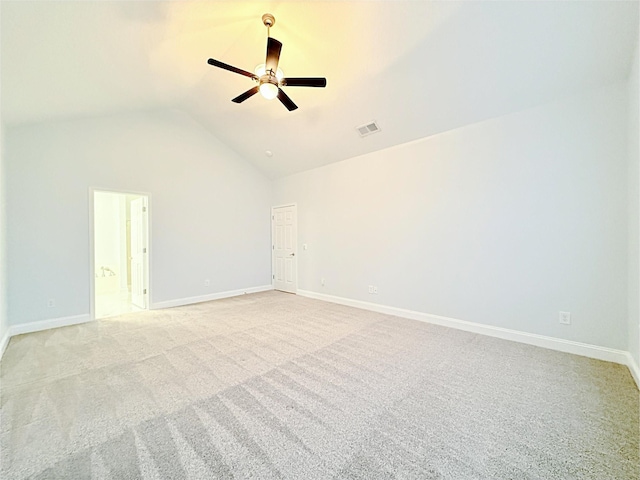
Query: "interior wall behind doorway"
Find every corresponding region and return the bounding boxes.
[94,191,142,319]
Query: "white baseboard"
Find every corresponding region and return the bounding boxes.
[0,313,94,360]
[0,327,10,360]
[8,314,94,338]
[626,352,640,389]
[297,290,631,368]
[151,285,273,310]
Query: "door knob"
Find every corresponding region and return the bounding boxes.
[290,253,295,257]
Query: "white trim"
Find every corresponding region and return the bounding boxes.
[0,328,10,359]
[626,352,640,390]
[297,290,631,367]
[150,285,273,310]
[89,188,95,320]
[7,314,93,339]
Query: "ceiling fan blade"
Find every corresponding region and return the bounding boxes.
[277,88,298,111]
[265,37,282,74]
[208,58,257,80]
[232,86,260,103]
[282,78,327,88]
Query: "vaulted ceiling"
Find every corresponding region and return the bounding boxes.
[1,1,638,178]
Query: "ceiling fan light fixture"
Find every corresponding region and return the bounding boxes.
[207,13,326,111]
[259,82,279,100]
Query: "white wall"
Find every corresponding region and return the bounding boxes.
[93,191,128,296]
[629,36,640,368]
[5,109,272,325]
[275,82,629,350]
[94,191,123,277]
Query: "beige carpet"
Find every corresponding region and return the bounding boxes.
[1,291,638,479]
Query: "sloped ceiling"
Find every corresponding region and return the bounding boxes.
[1,1,638,179]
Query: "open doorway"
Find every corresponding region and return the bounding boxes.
[92,190,149,319]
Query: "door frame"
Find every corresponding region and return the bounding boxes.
[89,187,153,320]
[271,203,297,293]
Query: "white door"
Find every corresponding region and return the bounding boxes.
[130,197,149,308]
[272,205,297,293]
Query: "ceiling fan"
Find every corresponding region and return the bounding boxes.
[207,13,327,111]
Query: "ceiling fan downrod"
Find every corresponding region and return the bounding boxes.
[262,13,275,38]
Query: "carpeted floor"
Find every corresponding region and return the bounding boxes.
[0,291,638,479]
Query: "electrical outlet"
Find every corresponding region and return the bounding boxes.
[368,285,374,294]
[559,311,571,325]
[47,299,55,308]
[204,279,210,287]
[373,286,378,294]
[321,278,325,286]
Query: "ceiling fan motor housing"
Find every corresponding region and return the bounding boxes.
[260,74,279,86]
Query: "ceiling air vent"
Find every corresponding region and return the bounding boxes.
[356,121,381,137]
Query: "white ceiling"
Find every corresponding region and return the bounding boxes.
[2,1,638,179]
